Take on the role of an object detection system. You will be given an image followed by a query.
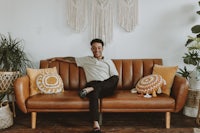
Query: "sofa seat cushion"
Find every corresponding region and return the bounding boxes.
[101,91,175,112]
[26,91,89,110]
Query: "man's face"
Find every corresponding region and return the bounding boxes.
[91,42,103,59]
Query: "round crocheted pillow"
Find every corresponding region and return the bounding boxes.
[36,73,64,94]
[136,74,166,97]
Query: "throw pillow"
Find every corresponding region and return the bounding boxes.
[26,67,57,96]
[36,73,64,94]
[136,74,166,97]
[152,64,178,95]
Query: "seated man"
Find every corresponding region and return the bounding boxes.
[49,38,119,133]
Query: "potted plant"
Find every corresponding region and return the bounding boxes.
[178,1,200,86]
[0,33,33,119]
[177,1,200,118]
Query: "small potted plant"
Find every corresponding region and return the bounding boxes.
[178,1,200,88]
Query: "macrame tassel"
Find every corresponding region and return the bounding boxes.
[66,0,88,32]
[91,0,113,44]
[118,0,138,32]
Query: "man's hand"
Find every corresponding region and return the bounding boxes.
[47,57,59,62]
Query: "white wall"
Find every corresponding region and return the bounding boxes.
[0,0,199,69]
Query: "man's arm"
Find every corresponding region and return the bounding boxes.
[47,56,76,63]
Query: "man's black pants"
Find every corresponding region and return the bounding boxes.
[86,75,119,121]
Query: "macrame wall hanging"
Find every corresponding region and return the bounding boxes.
[66,0,88,32]
[91,0,113,44]
[118,0,138,32]
[66,0,139,44]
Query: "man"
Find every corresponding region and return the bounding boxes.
[49,38,119,133]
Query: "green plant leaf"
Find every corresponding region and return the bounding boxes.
[177,66,191,79]
[185,38,193,46]
[192,25,200,34]
[197,11,200,15]
[183,51,200,66]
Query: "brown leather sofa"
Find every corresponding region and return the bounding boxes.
[14,58,189,129]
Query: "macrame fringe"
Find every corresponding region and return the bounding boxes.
[91,0,113,44]
[66,0,88,32]
[118,0,138,32]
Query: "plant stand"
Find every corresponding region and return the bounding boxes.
[6,91,16,117]
[196,99,200,125]
[183,88,200,117]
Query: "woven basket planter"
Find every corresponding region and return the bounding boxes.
[0,71,20,94]
[0,71,20,119]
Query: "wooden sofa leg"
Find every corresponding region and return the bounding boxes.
[166,112,170,129]
[31,112,37,129]
[99,113,103,125]
[98,99,102,125]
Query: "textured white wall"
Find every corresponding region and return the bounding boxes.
[0,0,199,69]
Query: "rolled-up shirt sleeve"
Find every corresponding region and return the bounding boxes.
[107,60,118,76]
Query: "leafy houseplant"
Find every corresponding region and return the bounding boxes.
[0,33,33,73]
[0,33,33,102]
[178,1,200,81]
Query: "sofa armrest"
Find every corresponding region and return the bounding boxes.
[171,75,189,112]
[14,75,30,113]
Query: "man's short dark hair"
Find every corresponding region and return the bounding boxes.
[90,38,104,47]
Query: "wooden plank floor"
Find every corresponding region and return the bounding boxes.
[0,107,199,133]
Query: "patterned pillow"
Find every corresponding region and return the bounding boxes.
[36,73,64,94]
[26,67,57,96]
[136,74,166,97]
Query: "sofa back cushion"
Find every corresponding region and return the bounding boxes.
[40,59,162,91]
